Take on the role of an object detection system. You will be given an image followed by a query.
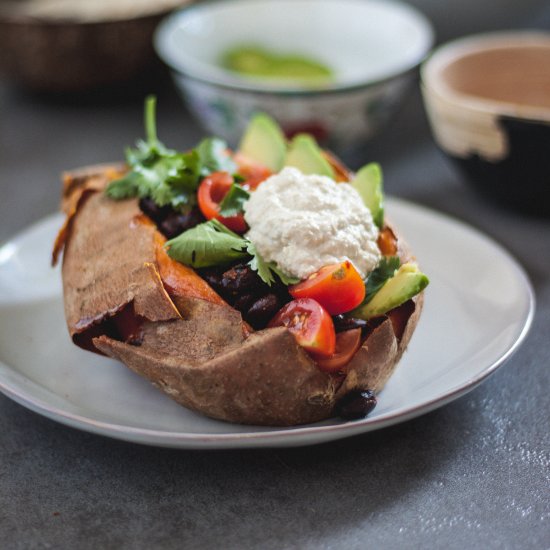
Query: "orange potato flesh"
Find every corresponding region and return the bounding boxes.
[323,151,353,182]
[377,226,399,256]
[154,230,226,306]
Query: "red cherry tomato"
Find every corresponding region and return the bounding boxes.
[268,298,336,357]
[197,171,248,233]
[234,152,272,190]
[315,328,362,373]
[289,261,366,315]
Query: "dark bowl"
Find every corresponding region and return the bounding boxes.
[0,1,191,93]
[421,31,550,217]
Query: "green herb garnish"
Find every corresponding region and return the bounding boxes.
[166,220,297,286]
[196,137,237,176]
[218,183,251,217]
[106,96,235,213]
[165,219,248,268]
[246,242,299,286]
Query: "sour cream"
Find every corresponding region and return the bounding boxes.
[244,167,381,280]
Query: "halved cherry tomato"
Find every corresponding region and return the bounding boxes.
[289,261,365,315]
[268,298,336,357]
[233,152,272,190]
[197,171,248,233]
[315,328,362,373]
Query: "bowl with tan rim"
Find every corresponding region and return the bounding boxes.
[421,31,550,216]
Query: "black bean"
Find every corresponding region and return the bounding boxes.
[221,264,264,293]
[182,207,206,231]
[160,208,205,239]
[232,293,258,313]
[333,315,368,333]
[335,389,377,420]
[245,294,281,329]
[272,283,293,302]
[139,197,173,225]
[200,268,226,291]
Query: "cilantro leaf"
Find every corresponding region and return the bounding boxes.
[363,256,401,305]
[104,171,140,200]
[165,219,299,287]
[268,263,300,286]
[197,137,237,176]
[106,99,240,211]
[165,219,248,268]
[246,242,299,286]
[219,183,250,216]
[105,96,202,212]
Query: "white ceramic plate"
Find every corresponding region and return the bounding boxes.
[0,198,534,449]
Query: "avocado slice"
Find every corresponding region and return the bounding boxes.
[352,263,429,319]
[223,46,273,76]
[285,134,335,178]
[222,45,334,85]
[351,163,384,228]
[268,54,333,83]
[238,113,287,172]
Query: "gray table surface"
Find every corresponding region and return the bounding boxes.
[1,25,549,550]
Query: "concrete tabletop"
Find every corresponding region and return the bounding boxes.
[0,13,549,549]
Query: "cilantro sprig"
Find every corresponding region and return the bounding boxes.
[165,220,297,286]
[106,96,238,213]
[218,183,250,217]
[196,137,237,176]
[246,242,299,286]
[106,96,292,287]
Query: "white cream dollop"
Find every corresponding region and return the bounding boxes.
[243,167,381,280]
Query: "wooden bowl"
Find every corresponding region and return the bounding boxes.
[0,1,191,92]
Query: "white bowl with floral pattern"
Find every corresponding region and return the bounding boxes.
[155,0,434,149]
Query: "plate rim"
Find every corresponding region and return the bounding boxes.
[0,197,536,449]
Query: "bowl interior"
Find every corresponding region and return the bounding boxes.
[155,0,433,90]
[423,33,550,117]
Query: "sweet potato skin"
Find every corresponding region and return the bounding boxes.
[61,192,181,341]
[58,164,425,426]
[95,325,336,426]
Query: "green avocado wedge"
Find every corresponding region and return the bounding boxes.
[223,47,273,76]
[222,45,334,85]
[352,263,429,319]
[351,163,384,228]
[238,113,287,172]
[285,134,335,178]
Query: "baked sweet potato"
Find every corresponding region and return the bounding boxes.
[54,164,424,426]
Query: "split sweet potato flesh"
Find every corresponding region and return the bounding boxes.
[55,165,424,426]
